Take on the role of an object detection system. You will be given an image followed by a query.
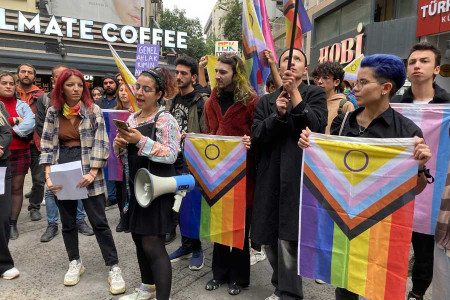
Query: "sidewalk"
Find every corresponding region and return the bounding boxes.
[1,175,431,299]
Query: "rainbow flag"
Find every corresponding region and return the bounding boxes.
[242,0,270,97]
[102,109,131,181]
[392,103,450,234]
[299,133,418,300]
[108,43,138,112]
[179,134,247,249]
[283,0,312,49]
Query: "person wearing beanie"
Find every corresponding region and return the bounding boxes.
[96,74,119,109]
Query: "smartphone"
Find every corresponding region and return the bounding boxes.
[113,119,130,132]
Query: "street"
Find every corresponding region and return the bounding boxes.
[1,175,431,300]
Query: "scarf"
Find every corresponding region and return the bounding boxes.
[62,101,81,119]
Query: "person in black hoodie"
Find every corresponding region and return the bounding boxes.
[166,56,209,270]
[391,42,450,300]
[252,48,328,300]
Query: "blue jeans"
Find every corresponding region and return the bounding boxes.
[106,180,116,202]
[45,189,85,225]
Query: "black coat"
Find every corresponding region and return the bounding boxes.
[391,83,450,104]
[251,83,327,244]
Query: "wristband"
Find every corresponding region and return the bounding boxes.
[418,165,435,184]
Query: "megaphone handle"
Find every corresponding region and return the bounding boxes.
[172,195,183,213]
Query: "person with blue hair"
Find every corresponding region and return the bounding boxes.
[298,54,434,300]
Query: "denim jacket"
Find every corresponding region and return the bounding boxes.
[13,99,35,138]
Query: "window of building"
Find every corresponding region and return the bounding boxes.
[396,0,417,19]
[315,9,340,44]
[374,0,394,22]
[341,0,370,34]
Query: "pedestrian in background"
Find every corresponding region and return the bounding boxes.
[0,71,35,240]
[0,80,19,279]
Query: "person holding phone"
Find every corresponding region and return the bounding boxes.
[114,69,180,300]
[40,68,126,295]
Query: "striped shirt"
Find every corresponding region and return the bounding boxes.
[40,103,109,197]
[127,107,180,164]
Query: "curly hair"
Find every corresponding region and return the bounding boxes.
[51,69,93,110]
[360,54,406,97]
[155,67,177,99]
[217,54,256,106]
[311,62,345,91]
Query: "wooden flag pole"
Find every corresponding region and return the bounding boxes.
[287,0,299,71]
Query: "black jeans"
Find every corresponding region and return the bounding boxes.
[56,193,118,266]
[265,240,303,300]
[0,161,14,274]
[28,144,45,211]
[411,231,434,295]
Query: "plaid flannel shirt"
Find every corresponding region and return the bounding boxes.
[40,103,109,197]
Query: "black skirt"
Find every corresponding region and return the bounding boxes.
[123,118,176,236]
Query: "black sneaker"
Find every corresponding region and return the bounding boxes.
[10,224,18,240]
[105,199,117,208]
[24,191,31,198]
[30,209,42,221]
[407,292,423,300]
[116,219,125,233]
[77,220,94,236]
[165,229,176,245]
[40,225,58,242]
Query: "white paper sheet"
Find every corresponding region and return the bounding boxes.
[48,161,88,200]
[0,167,6,195]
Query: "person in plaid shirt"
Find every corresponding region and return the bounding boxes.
[40,68,126,295]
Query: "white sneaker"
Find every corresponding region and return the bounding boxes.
[108,266,126,295]
[1,267,20,280]
[265,294,280,300]
[64,260,85,286]
[315,279,326,284]
[250,248,266,266]
[119,287,156,300]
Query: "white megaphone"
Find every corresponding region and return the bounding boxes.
[134,168,195,208]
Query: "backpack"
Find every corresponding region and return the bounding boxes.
[169,92,208,129]
[337,98,348,115]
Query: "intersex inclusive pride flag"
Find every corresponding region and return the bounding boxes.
[179,134,246,249]
[102,109,130,181]
[299,133,418,300]
[392,104,450,234]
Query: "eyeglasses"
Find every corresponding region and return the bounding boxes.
[313,75,331,82]
[354,79,379,88]
[135,84,156,93]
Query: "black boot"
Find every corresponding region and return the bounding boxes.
[9,224,18,240]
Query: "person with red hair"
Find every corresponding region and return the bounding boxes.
[40,69,126,295]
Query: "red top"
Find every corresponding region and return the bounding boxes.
[205,88,258,207]
[0,96,30,150]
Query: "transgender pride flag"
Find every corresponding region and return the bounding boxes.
[392,103,450,234]
[102,109,131,181]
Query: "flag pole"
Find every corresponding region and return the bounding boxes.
[287,0,300,71]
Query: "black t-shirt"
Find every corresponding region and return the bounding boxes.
[171,90,197,133]
[330,106,423,139]
[218,91,234,115]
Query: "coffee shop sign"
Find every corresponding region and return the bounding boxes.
[318,26,364,64]
[0,8,187,48]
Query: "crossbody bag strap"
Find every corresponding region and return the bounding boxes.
[338,112,350,136]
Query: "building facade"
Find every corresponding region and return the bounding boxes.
[0,0,172,91]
